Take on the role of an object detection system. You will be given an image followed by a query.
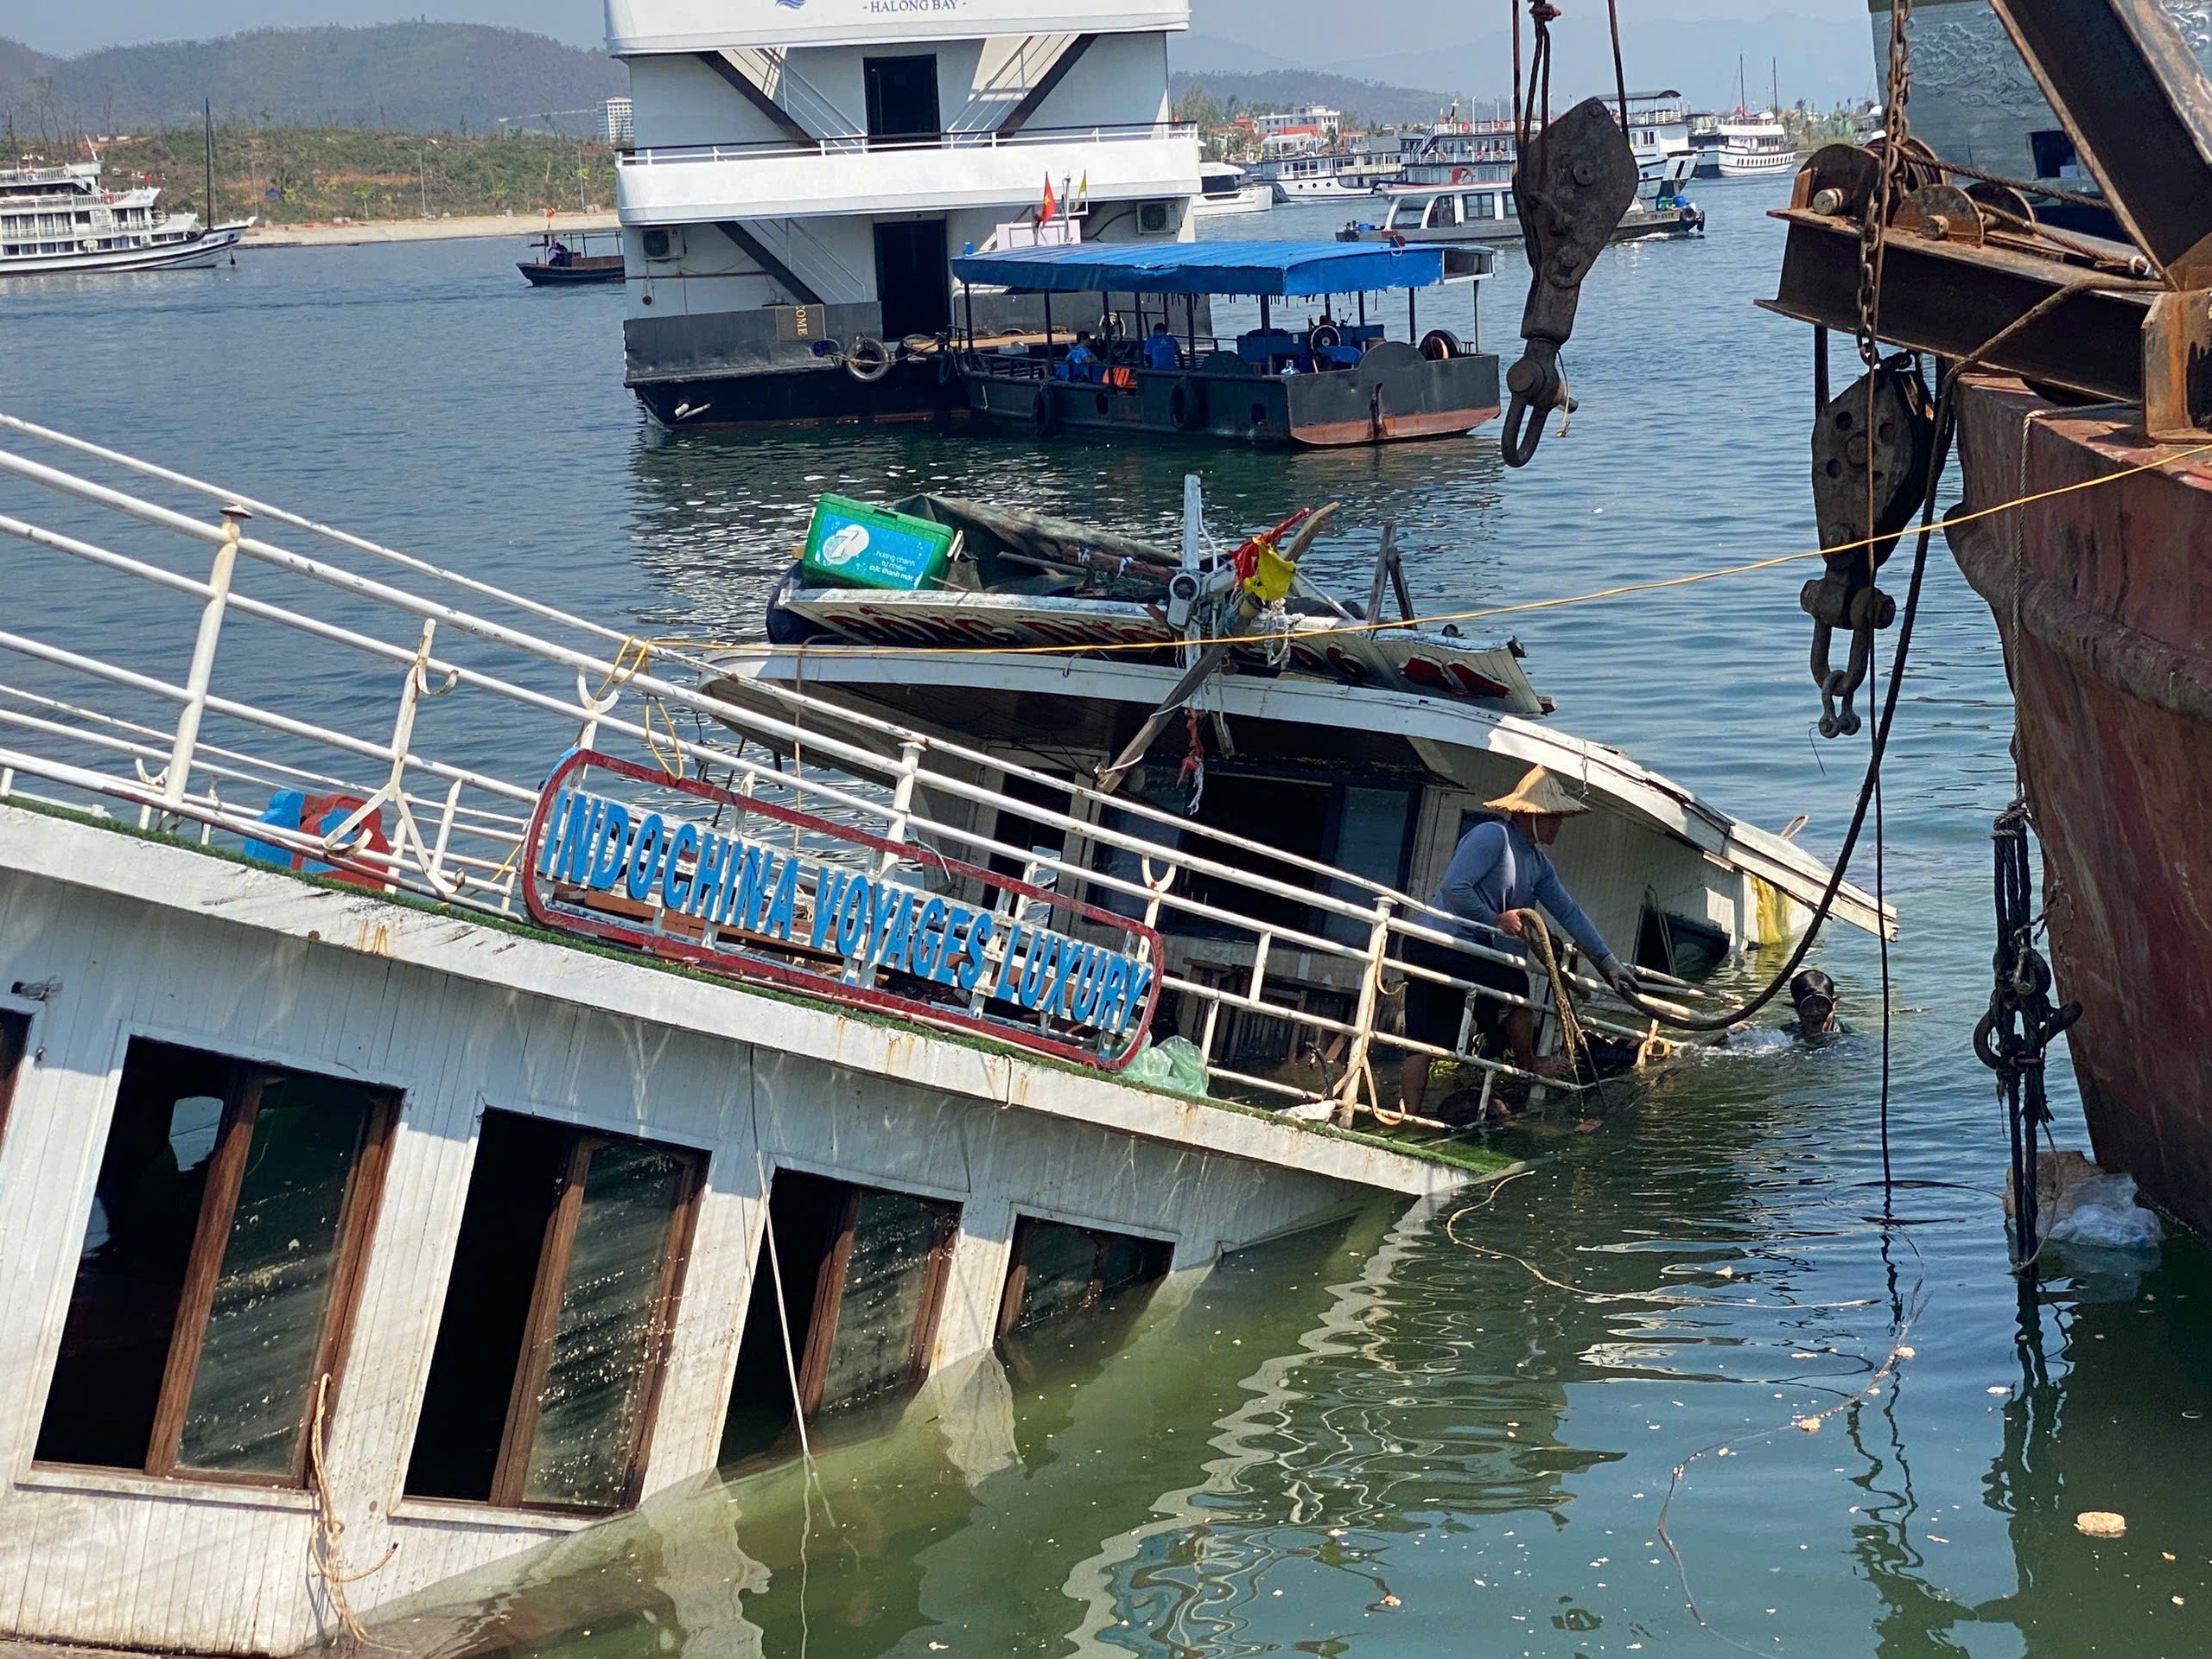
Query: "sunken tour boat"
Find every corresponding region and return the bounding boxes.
[0,415,1890,1650]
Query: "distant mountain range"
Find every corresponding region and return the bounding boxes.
[0,22,626,138]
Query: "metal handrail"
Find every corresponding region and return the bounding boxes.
[617,121,1196,166]
[0,416,1734,1121]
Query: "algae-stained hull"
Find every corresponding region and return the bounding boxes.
[1948,378,2212,1236]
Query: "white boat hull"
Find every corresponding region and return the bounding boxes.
[1269,178,1378,202]
[1716,149,1796,177]
[0,223,245,277]
[1189,186,1274,217]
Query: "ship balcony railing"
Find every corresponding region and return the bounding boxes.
[0,410,1735,1128]
[619,120,1197,166]
[617,123,1199,225]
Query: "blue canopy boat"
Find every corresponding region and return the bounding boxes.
[946,240,1498,448]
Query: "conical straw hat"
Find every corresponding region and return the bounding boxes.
[1484,766,1590,817]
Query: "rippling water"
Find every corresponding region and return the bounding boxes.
[5,181,2209,1659]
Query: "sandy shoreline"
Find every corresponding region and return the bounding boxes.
[245,210,619,248]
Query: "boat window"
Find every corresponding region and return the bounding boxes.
[34,1040,394,1484]
[864,54,941,143]
[718,1170,959,1468]
[996,1215,1172,1339]
[1321,785,1418,944]
[0,1009,24,1162]
[1425,195,1460,230]
[1635,905,1732,982]
[404,1111,701,1513]
[988,767,1072,882]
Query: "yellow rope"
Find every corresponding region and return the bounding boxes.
[649,433,2212,664]
[1526,924,1589,1081]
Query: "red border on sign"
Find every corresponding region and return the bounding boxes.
[519,749,1161,1071]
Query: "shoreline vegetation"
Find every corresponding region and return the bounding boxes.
[39,124,621,227]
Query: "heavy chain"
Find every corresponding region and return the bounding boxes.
[1972,802,2082,1268]
[1857,0,1916,369]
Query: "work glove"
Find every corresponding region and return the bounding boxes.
[1596,953,1640,998]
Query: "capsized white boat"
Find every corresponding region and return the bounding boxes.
[710,489,1888,1084]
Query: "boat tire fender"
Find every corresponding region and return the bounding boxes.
[1419,328,1463,362]
[1032,385,1061,437]
[765,562,832,644]
[846,334,893,382]
[1169,376,1208,432]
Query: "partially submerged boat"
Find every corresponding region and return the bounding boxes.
[0,416,1541,1655]
[948,240,1500,448]
[721,486,1888,1108]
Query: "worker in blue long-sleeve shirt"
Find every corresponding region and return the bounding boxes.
[1398,766,1641,1111]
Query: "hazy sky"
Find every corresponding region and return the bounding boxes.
[13,0,1864,89]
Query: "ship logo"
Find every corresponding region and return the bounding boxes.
[774,0,805,10]
[817,523,870,565]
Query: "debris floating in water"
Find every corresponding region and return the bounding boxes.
[2075,1511,2127,1537]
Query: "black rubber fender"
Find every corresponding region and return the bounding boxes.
[1168,375,1208,431]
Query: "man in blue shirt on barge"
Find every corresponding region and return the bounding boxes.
[1398,766,1640,1113]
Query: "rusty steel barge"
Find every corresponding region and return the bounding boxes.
[1758,0,2212,1232]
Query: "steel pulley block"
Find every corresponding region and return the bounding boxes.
[1500,98,1639,467]
[1802,354,1936,737]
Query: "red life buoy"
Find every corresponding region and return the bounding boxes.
[295,792,391,888]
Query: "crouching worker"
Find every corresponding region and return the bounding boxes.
[1398,766,1640,1113]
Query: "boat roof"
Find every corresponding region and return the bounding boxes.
[950,240,1448,297]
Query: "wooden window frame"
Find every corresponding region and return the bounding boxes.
[995,1214,1171,1340]
[791,1185,958,1417]
[482,1131,704,1514]
[53,1052,398,1489]
[0,1009,27,1153]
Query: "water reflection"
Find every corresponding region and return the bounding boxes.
[368,1206,1397,1659]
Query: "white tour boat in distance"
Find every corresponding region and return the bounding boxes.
[1189,162,1272,218]
[0,159,249,276]
[1717,113,1796,176]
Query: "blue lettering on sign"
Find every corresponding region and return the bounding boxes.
[536,790,1153,1038]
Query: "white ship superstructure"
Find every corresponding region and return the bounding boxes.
[1717,113,1794,175]
[607,0,1202,427]
[0,160,245,276]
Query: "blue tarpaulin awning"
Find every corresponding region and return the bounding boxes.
[948,240,1447,297]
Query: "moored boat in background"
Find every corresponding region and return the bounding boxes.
[0,159,248,276]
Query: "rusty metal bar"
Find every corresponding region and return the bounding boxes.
[1762,210,2152,402]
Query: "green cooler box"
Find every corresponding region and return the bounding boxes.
[801,495,958,591]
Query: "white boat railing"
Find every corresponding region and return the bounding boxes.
[0,414,1731,1127]
[616,122,1196,167]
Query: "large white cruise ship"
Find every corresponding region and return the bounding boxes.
[0,160,246,276]
[607,0,1202,427]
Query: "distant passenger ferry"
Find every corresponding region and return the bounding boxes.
[0,160,247,276]
[1715,114,1795,176]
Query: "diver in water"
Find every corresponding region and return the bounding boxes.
[1784,969,1843,1040]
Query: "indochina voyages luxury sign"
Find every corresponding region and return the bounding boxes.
[522,751,1160,1068]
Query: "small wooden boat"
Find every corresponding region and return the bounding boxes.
[518,229,624,286]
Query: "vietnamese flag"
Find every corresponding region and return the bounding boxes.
[1039,174,1058,225]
